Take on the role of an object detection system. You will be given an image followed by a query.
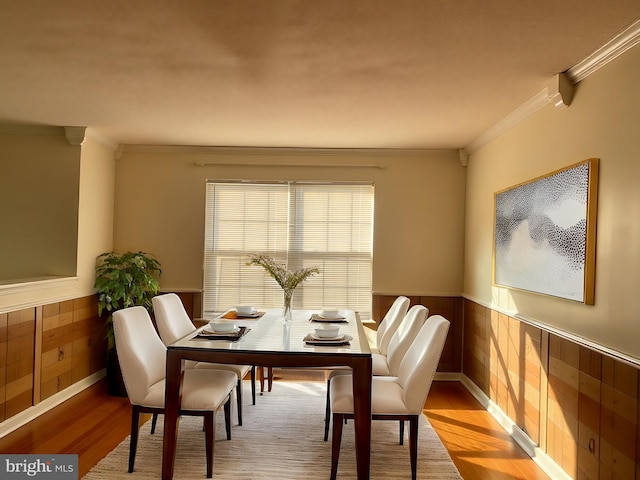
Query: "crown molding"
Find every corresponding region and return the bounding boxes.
[465,18,640,155]
[121,144,460,158]
[64,126,86,145]
[465,88,550,154]
[566,19,640,83]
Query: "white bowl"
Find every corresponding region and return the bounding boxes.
[320,309,339,318]
[236,305,256,315]
[314,325,341,338]
[209,320,237,333]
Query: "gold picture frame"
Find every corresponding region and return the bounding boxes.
[493,158,599,304]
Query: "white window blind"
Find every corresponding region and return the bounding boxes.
[203,182,374,318]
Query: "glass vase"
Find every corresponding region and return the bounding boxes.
[282,289,294,324]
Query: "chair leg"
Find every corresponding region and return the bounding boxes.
[250,366,256,405]
[323,378,331,441]
[330,413,344,480]
[259,366,274,393]
[224,396,232,441]
[204,412,214,478]
[259,366,265,394]
[150,413,159,435]
[409,416,419,480]
[236,379,243,426]
[128,407,141,473]
[399,420,405,445]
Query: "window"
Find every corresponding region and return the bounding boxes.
[203,182,374,317]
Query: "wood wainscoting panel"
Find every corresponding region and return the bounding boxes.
[577,347,602,480]
[547,334,580,478]
[523,324,543,444]
[0,312,7,421]
[599,356,638,480]
[462,298,640,480]
[462,300,488,393]
[71,296,104,384]
[40,296,105,401]
[5,308,35,418]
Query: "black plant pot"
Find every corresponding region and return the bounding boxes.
[106,348,128,397]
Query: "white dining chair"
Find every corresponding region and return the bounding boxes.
[323,304,428,441]
[152,293,256,426]
[371,304,429,377]
[113,306,237,478]
[372,295,410,355]
[328,315,450,480]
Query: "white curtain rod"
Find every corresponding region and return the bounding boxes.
[194,161,386,169]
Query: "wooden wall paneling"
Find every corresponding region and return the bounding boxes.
[40,301,74,400]
[462,299,487,392]
[577,346,602,480]
[599,356,638,480]
[637,383,640,480]
[488,309,499,404]
[460,300,640,479]
[0,312,7,421]
[71,296,104,384]
[523,324,542,444]
[547,335,580,478]
[5,308,35,418]
[496,312,510,415]
[538,331,550,453]
[33,306,42,404]
[506,316,524,426]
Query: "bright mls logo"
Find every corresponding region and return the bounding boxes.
[1,455,77,479]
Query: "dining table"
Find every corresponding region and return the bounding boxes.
[161,308,373,479]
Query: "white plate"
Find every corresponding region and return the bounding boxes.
[310,314,347,322]
[310,333,345,341]
[208,326,240,334]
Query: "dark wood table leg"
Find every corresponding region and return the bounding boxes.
[162,351,183,480]
[352,356,372,480]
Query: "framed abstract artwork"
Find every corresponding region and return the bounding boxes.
[493,158,599,304]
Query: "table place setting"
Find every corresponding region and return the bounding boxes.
[303,324,352,346]
[308,308,348,323]
[194,318,251,341]
[220,305,265,319]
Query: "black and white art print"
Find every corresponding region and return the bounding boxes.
[493,159,598,304]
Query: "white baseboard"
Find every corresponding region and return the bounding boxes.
[0,369,106,439]
[457,374,572,480]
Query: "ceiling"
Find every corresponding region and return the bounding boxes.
[0,1,639,150]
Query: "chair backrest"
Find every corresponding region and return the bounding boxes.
[113,306,167,405]
[397,315,450,414]
[376,296,410,355]
[386,304,429,376]
[152,293,195,345]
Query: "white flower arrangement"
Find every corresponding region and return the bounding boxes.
[246,254,320,292]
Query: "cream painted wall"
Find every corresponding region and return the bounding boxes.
[0,132,79,281]
[464,44,640,361]
[0,133,115,311]
[113,149,466,297]
[76,137,116,294]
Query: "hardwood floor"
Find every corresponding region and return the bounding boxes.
[0,371,549,479]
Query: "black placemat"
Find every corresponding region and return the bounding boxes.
[194,326,251,341]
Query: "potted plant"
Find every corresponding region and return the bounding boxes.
[94,251,162,395]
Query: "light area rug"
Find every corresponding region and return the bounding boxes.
[83,381,462,480]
